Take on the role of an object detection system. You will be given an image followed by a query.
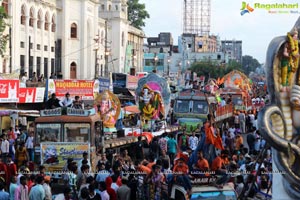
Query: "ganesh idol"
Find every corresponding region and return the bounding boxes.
[95,90,121,133]
[139,85,165,120]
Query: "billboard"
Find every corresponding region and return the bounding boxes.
[98,77,110,93]
[126,75,139,90]
[0,80,19,103]
[41,142,90,168]
[47,79,99,100]
[19,87,45,103]
[112,73,127,88]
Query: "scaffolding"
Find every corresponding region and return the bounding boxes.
[183,0,211,36]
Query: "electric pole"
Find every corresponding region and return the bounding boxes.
[104,21,109,77]
[94,30,100,79]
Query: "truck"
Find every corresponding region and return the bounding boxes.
[173,89,233,132]
[218,87,253,112]
[34,107,146,176]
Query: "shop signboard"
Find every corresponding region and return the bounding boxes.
[0,80,19,103]
[126,75,139,90]
[98,77,110,93]
[40,142,90,168]
[112,73,127,88]
[47,79,99,100]
[19,87,45,103]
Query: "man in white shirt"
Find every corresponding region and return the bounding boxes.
[1,134,9,163]
[20,72,28,88]
[25,131,34,161]
[99,181,110,200]
[59,92,73,107]
[14,126,20,139]
[188,132,199,151]
[228,126,236,138]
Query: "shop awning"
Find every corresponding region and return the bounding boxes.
[0,110,40,117]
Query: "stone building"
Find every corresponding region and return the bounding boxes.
[0,0,144,79]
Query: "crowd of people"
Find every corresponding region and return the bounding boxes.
[0,107,271,200]
[46,92,84,110]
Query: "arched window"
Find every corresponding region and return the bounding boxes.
[29,7,34,27]
[121,32,125,47]
[21,5,26,25]
[51,15,56,32]
[44,12,49,31]
[70,23,77,38]
[70,62,77,79]
[37,10,42,29]
[108,5,111,11]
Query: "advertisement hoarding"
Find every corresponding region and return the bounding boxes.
[40,142,90,168]
[98,77,110,93]
[47,79,99,100]
[19,87,45,103]
[126,75,139,90]
[0,80,19,103]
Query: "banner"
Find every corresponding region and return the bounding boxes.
[19,87,45,103]
[112,73,127,88]
[126,75,139,90]
[41,142,90,167]
[47,79,99,100]
[0,80,19,103]
[98,77,110,93]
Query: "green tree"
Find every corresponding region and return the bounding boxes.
[242,55,261,75]
[0,6,9,56]
[190,59,242,79]
[127,0,150,30]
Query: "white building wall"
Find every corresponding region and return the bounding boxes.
[1,0,143,79]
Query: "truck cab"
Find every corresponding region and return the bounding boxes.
[174,89,209,132]
[34,107,100,173]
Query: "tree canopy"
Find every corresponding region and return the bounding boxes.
[127,0,150,30]
[242,55,261,75]
[0,6,9,56]
[189,59,242,79]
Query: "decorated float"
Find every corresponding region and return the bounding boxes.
[136,73,171,134]
[218,70,253,112]
[259,17,300,199]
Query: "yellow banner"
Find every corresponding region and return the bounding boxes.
[41,142,90,167]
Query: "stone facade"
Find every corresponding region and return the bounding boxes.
[0,0,144,79]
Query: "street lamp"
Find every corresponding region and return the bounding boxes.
[154,53,158,72]
[167,59,170,77]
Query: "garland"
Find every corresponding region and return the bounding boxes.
[287,32,299,72]
[287,32,299,56]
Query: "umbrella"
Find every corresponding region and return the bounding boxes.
[124,105,140,114]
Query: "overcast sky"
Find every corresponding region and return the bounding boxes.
[139,0,300,63]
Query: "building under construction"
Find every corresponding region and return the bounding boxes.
[183,0,211,36]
